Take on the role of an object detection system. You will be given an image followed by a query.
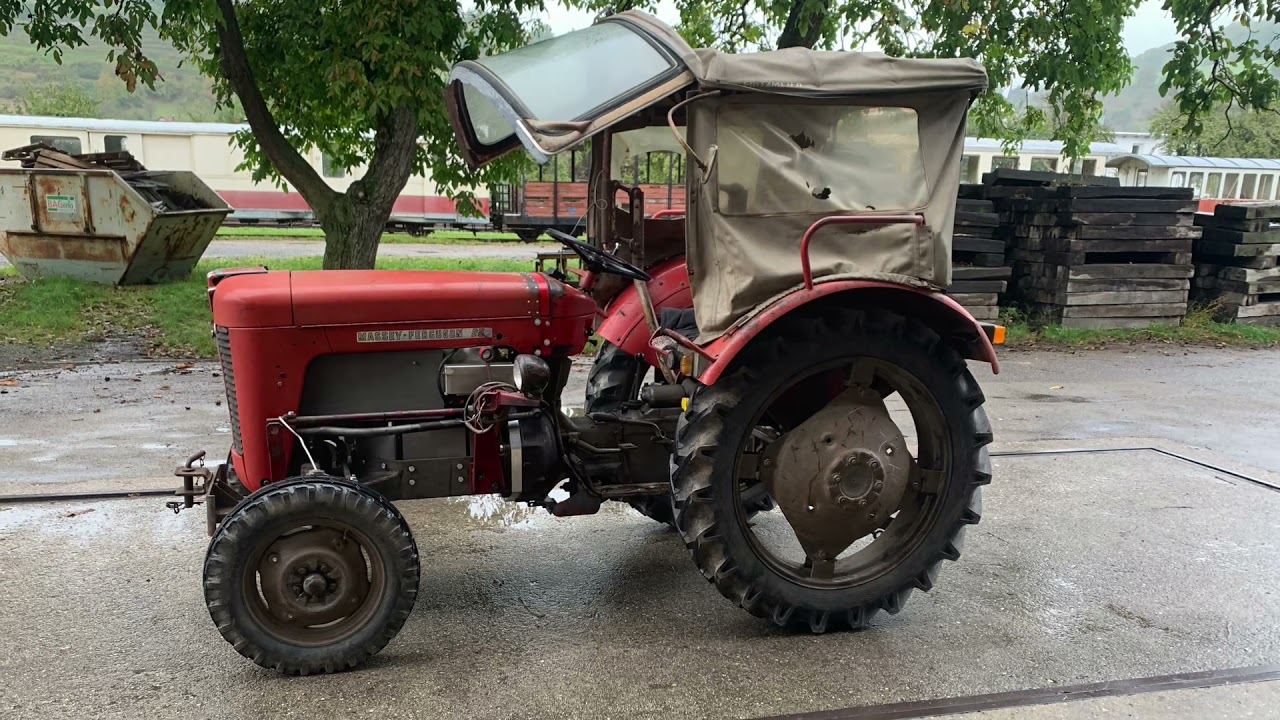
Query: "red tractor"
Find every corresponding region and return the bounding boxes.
[173,12,1001,674]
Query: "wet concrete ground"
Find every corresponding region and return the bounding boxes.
[1,449,1278,718]
[3,347,1279,495]
[2,347,1280,718]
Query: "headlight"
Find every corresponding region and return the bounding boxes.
[512,354,551,395]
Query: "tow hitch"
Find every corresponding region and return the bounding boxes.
[169,450,232,535]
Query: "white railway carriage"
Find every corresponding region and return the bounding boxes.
[0,114,487,228]
[0,113,1123,229]
[1107,154,1280,213]
[957,138,1125,183]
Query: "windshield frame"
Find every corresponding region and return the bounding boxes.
[446,14,693,168]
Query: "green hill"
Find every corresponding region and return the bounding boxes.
[0,22,223,121]
[1102,21,1280,131]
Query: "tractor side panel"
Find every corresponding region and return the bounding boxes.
[298,351,468,468]
[595,256,692,364]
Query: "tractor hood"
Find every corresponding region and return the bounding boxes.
[210,270,593,329]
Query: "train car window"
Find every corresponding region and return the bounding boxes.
[321,154,344,179]
[1030,157,1058,172]
[1171,172,1186,187]
[1224,173,1240,199]
[959,155,980,183]
[104,135,128,153]
[1242,174,1258,199]
[991,155,1019,170]
[1189,172,1204,197]
[31,135,82,154]
[1261,175,1275,201]
[1069,158,1099,176]
[1206,173,1222,198]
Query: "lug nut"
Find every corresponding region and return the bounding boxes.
[874,482,883,491]
[858,499,868,507]
[885,446,894,456]
[408,465,416,473]
[269,554,279,563]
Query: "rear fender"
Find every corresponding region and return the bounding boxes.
[697,282,1000,385]
[594,257,692,365]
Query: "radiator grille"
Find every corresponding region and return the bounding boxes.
[215,327,242,453]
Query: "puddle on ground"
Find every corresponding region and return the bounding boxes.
[0,438,50,448]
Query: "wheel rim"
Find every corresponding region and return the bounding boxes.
[733,355,953,590]
[241,519,387,647]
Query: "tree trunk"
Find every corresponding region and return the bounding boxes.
[318,194,388,270]
[213,1,419,270]
[777,0,830,49]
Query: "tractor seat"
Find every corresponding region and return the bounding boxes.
[659,307,699,341]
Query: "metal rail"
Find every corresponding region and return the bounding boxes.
[758,663,1280,720]
[1,445,1274,505]
[799,214,925,290]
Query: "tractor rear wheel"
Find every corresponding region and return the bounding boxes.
[671,308,992,632]
[203,477,420,674]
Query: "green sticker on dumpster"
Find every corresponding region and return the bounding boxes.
[45,194,77,215]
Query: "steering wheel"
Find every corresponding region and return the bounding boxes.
[545,229,651,282]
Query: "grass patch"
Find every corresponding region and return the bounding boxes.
[0,256,536,359]
[998,305,1280,349]
[215,227,535,244]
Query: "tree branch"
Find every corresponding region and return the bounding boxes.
[212,0,334,207]
[778,0,829,49]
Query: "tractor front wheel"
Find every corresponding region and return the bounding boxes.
[203,477,420,674]
[671,308,992,632]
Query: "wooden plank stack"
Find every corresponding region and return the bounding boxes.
[1192,203,1280,326]
[986,171,1198,328]
[2,143,147,172]
[948,184,1006,320]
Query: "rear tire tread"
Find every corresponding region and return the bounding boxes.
[671,308,992,633]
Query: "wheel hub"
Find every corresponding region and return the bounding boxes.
[761,385,911,562]
[257,528,371,627]
[301,572,330,599]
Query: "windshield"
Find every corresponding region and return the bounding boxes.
[447,13,694,168]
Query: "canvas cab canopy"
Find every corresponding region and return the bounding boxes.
[446,12,988,340]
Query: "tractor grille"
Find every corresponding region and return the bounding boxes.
[215,327,242,453]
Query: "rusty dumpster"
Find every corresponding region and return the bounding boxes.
[0,165,230,285]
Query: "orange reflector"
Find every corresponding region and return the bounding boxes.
[992,325,1006,345]
[679,354,694,377]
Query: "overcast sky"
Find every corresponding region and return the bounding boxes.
[541,0,1181,56]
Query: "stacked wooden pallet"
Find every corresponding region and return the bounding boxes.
[1192,203,1280,326]
[948,184,1007,320]
[990,176,1198,328]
